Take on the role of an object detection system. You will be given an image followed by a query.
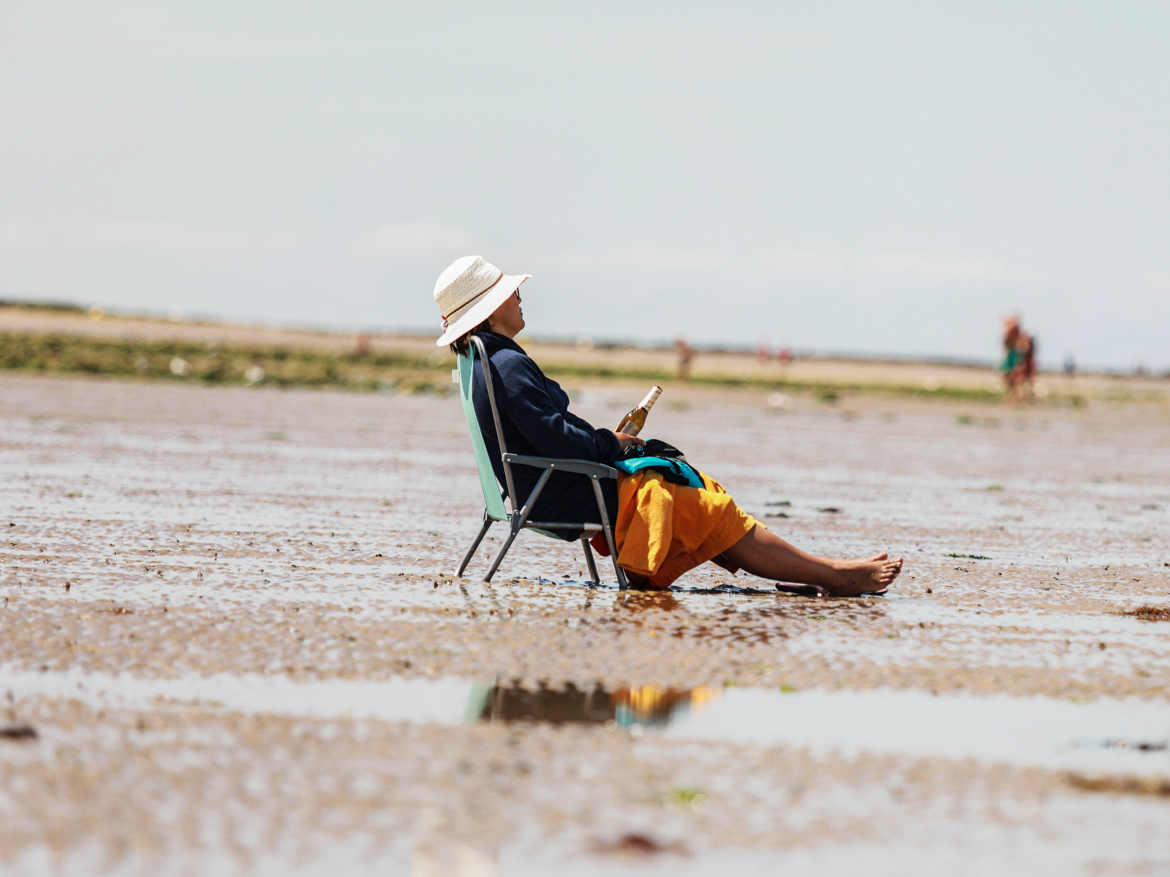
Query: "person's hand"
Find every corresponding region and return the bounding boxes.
[614,432,646,454]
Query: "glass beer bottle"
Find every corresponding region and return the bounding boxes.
[615,385,663,436]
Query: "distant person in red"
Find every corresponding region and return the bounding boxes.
[1019,332,1037,398]
[675,336,694,381]
[755,337,771,363]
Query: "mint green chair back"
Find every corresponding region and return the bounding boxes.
[456,347,508,521]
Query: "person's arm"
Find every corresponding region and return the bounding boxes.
[562,410,642,453]
[495,354,635,461]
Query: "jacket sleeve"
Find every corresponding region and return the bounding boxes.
[494,353,622,462]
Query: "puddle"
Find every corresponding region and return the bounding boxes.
[6,667,1169,777]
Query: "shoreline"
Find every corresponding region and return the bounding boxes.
[3,305,1165,405]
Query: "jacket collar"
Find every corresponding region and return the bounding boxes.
[474,330,527,357]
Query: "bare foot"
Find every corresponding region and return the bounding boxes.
[824,553,903,597]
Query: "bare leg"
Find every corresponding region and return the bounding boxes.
[719,525,902,597]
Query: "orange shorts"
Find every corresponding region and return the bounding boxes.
[593,469,760,589]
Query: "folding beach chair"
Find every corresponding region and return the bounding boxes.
[454,336,628,588]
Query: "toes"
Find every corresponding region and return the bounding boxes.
[869,552,888,561]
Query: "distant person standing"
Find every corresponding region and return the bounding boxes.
[1019,332,1037,398]
[675,336,694,381]
[1000,315,1038,402]
[1000,316,1041,402]
[1000,316,1023,401]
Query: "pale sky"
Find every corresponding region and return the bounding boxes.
[3,2,1168,369]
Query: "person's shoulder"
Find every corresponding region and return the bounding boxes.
[487,345,544,390]
[490,345,534,369]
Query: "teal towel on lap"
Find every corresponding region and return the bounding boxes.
[613,456,704,489]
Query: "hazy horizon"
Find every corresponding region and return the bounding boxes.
[3,2,1167,371]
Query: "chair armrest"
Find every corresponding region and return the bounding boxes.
[503,454,619,479]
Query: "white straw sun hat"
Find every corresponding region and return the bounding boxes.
[434,255,531,347]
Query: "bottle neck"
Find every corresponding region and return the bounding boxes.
[639,386,662,410]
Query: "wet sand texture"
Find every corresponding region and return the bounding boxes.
[2,373,1169,875]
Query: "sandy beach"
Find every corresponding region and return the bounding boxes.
[2,355,1169,874]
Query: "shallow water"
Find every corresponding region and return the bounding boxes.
[6,667,1169,777]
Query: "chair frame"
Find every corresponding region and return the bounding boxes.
[455,335,628,588]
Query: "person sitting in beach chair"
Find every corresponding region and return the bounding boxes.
[434,255,903,596]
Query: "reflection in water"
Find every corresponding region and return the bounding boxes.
[468,681,719,729]
[466,682,1170,776]
[615,683,718,728]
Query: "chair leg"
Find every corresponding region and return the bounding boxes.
[457,513,493,577]
[580,536,600,585]
[610,546,629,589]
[483,470,554,583]
[590,477,628,589]
[483,525,520,582]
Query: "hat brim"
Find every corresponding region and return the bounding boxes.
[435,273,531,347]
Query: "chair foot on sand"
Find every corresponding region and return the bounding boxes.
[580,536,600,584]
[457,516,493,577]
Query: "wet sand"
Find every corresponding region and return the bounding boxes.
[2,373,1169,875]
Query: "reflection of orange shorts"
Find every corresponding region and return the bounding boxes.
[592,469,760,589]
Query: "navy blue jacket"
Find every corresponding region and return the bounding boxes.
[471,331,620,538]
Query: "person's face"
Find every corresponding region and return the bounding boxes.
[488,289,525,337]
